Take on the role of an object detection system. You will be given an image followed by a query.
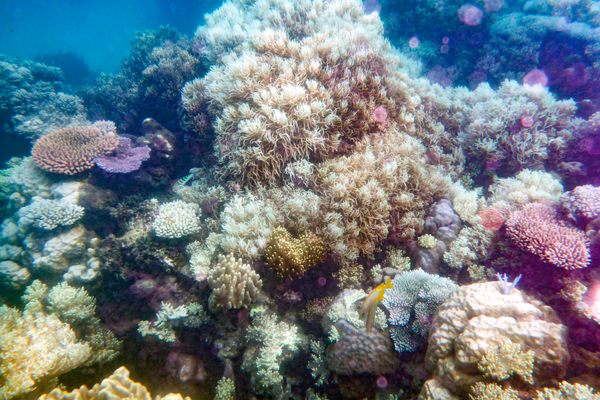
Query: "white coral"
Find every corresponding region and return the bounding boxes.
[152,200,201,239]
[19,197,84,230]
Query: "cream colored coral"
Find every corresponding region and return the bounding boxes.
[478,339,535,384]
[208,253,262,310]
[488,169,564,211]
[152,200,201,239]
[39,366,191,400]
[422,282,569,398]
[0,305,91,399]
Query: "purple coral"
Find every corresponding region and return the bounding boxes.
[94,137,151,173]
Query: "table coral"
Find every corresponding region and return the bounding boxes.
[265,226,327,278]
[505,202,590,270]
[31,121,119,175]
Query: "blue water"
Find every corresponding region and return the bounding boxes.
[0,0,599,399]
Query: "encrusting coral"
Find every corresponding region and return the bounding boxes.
[208,253,262,310]
[39,366,191,400]
[265,226,327,278]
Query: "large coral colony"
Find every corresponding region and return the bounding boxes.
[1,0,599,399]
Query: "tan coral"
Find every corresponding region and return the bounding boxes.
[0,306,92,399]
[265,226,327,277]
[39,366,191,400]
[208,253,262,310]
[421,282,569,399]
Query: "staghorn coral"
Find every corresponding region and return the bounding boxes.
[187,0,421,187]
[39,366,191,400]
[208,253,262,310]
[138,301,207,343]
[152,200,201,239]
[265,226,327,278]
[18,197,84,230]
[31,121,119,175]
[506,202,590,270]
[381,270,457,353]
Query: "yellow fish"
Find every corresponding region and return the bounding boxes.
[361,276,393,334]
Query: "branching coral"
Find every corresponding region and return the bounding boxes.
[138,301,207,342]
[32,120,119,175]
[381,270,457,353]
[242,308,305,397]
[477,340,535,384]
[265,226,327,277]
[488,169,564,211]
[506,203,590,269]
[208,253,262,310]
[152,200,201,239]
[18,197,84,230]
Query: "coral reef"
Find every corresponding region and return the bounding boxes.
[39,366,191,400]
[265,226,327,278]
[32,121,120,175]
[208,253,262,310]
[421,282,570,399]
[382,270,457,353]
[152,200,202,239]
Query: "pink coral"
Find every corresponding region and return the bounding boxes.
[505,203,590,270]
[561,185,600,222]
[32,121,119,175]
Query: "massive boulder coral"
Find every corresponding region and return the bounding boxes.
[39,366,191,400]
[185,0,421,187]
[31,120,119,175]
[421,282,570,399]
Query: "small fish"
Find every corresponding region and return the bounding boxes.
[172,174,194,192]
[360,276,393,334]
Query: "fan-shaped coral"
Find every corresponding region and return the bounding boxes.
[31,120,119,174]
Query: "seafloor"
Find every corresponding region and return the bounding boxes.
[0,0,599,399]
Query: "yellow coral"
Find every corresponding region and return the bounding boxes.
[0,306,91,399]
[478,339,535,384]
[265,226,327,277]
[469,382,520,400]
[39,366,191,400]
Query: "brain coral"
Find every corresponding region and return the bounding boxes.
[421,282,569,399]
[39,366,191,400]
[31,120,119,174]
